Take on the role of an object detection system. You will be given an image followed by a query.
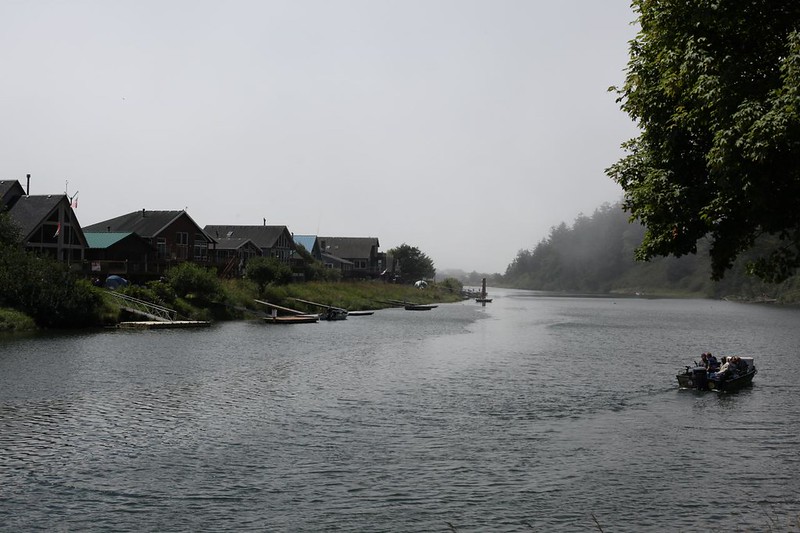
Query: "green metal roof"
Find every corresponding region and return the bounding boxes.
[85,232,135,249]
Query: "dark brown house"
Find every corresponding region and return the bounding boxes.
[204,225,296,264]
[84,232,156,276]
[83,210,216,274]
[214,237,262,277]
[318,237,383,279]
[1,180,87,265]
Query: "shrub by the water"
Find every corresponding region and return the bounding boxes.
[165,262,222,300]
[246,257,293,295]
[0,307,36,332]
[0,245,104,328]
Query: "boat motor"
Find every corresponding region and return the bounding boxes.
[692,366,708,390]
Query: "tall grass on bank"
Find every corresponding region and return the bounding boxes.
[108,278,464,323]
[0,308,36,332]
[260,281,464,314]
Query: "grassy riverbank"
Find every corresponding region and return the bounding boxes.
[1,274,465,330]
[111,277,466,323]
[0,308,37,333]
[259,281,463,312]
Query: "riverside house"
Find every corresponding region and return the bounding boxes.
[213,237,262,278]
[204,225,296,264]
[318,236,383,279]
[83,209,217,277]
[2,177,388,283]
[84,232,156,277]
[1,179,87,265]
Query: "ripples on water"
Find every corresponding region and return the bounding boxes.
[1,292,800,532]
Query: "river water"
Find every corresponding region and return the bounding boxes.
[1,290,799,532]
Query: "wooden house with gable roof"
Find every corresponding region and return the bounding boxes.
[204,225,296,264]
[213,237,262,277]
[83,209,216,274]
[84,232,156,276]
[1,179,87,265]
[318,236,383,279]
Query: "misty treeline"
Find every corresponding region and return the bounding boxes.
[500,203,800,302]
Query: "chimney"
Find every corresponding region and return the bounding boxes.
[26,174,30,195]
[263,218,266,226]
[142,209,146,217]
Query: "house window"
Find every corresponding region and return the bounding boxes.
[355,260,367,269]
[194,234,207,261]
[157,237,167,259]
[175,232,188,260]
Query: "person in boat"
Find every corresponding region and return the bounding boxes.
[711,357,733,380]
[705,352,720,372]
[732,356,748,374]
[727,356,740,379]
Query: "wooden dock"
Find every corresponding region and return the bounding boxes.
[263,315,319,324]
[117,320,212,329]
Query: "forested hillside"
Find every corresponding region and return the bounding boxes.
[499,204,800,302]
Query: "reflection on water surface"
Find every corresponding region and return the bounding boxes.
[2,292,799,531]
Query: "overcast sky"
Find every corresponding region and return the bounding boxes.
[1,0,639,274]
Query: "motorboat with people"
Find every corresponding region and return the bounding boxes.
[677,354,757,392]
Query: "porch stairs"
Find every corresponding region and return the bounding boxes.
[220,256,239,278]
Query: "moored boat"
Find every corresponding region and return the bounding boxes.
[291,297,349,321]
[263,314,319,324]
[677,356,757,392]
[255,299,320,324]
[347,310,374,316]
[320,307,348,321]
[404,303,437,311]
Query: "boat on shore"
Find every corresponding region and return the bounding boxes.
[404,303,437,311]
[263,314,319,324]
[256,299,320,324]
[380,298,438,311]
[677,357,757,392]
[319,307,349,321]
[291,297,349,321]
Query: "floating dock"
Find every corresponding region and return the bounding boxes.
[117,320,212,329]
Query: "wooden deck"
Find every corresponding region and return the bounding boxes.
[263,315,319,324]
[117,320,212,329]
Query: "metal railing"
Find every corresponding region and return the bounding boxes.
[106,291,178,322]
